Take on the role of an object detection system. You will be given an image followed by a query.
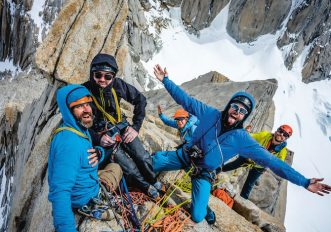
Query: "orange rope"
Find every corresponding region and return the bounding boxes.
[127,191,151,205]
[109,186,133,229]
[106,180,192,231]
[149,206,191,232]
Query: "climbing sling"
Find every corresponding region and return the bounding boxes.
[50,126,90,142]
[92,88,122,125]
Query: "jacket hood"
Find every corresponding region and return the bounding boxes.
[89,53,118,81]
[222,91,255,129]
[56,84,92,133]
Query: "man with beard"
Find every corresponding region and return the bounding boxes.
[152,64,331,225]
[83,53,161,199]
[48,84,122,231]
[216,124,293,199]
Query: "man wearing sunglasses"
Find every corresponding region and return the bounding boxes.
[152,64,331,225]
[158,106,199,144]
[83,54,162,199]
[216,124,293,199]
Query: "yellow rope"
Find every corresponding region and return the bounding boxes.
[49,126,90,142]
[174,169,193,193]
[92,88,121,125]
[144,167,194,227]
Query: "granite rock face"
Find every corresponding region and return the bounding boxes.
[35,0,129,84]
[2,0,330,83]
[227,0,291,43]
[0,70,288,231]
[0,0,65,70]
[34,0,159,90]
[180,0,229,34]
[277,0,331,83]
[178,0,331,83]
[0,0,39,69]
[1,0,313,231]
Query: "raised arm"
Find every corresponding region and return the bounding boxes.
[241,144,310,187]
[159,113,178,128]
[153,65,218,120]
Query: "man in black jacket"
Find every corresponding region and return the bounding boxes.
[84,53,161,199]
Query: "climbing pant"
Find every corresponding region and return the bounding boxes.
[99,137,157,192]
[153,148,214,223]
[78,163,122,220]
[98,163,123,191]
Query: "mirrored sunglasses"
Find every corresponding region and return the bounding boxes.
[94,72,115,80]
[230,103,248,115]
[277,128,290,138]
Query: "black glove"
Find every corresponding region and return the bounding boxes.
[187,145,204,159]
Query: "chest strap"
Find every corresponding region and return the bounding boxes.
[50,126,90,142]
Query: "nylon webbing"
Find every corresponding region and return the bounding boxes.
[92,88,121,125]
[50,126,90,142]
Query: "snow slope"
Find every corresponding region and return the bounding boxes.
[144,3,331,232]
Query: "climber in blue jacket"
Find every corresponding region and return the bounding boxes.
[48,84,117,231]
[158,105,199,144]
[152,64,331,224]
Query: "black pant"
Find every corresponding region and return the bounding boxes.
[99,137,156,192]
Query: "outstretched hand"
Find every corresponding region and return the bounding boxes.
[157,105,162,114]
[153,64,168,82]
[307,178,331,196]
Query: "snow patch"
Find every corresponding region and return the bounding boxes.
[0,59,22,78]
[28,0,46,42]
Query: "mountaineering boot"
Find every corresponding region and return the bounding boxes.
[147,185,160,200]
[92,209,115,221]
[154,181,166,194]
[205,206,216,225]
[78,206,115,221]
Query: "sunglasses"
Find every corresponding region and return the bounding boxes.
[175,117,187,122]
[277,128,290,138]
[230,103,248,115]
[94,72,115,80]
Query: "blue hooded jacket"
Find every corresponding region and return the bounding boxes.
[162,77,310,188]
[48,84,104,232]
[159,113,199,143]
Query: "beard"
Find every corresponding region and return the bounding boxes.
[76,112,93,128]
[274,134,284,143]
[226,113,241,126]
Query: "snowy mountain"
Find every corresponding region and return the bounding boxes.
[143,2,331,232]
